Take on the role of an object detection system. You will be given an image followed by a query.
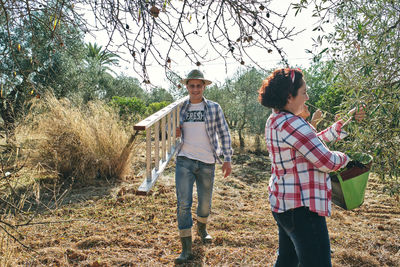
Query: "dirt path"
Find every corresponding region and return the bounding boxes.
[3,152,400,266]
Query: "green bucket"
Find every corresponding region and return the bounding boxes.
[330,153,373,210]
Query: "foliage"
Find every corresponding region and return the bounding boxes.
[167,71,187,99]
[73,42,122,103]
[204,83,231,121]
[104,75,146,100]
[145,87,174,105]
[0,4,86,141]
[110,96,147,122]
[85,42,120,75]
[205,67,268,149]
[304,61,347,130]
[315,86,345,116]
[146,101,170,116]
[109,94,171,123]
[304,60,343,114]
[298,0,400,189]
[346,152,373,166]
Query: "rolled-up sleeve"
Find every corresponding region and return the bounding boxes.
[215,105,233,162]
[317,120,348,142]
[281,117,349,173]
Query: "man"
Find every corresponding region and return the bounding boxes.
[174,69,233,264]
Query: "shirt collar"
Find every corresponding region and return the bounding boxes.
[184,96,210,108]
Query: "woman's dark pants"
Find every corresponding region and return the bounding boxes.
[272,206,332,267]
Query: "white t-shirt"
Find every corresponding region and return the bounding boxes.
[178,102,215,163]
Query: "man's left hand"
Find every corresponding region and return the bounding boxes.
[222,162,232,178]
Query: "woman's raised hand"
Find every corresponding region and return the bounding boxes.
[344,105,366,125]
[311,109,323,127]
[349,105,366,122]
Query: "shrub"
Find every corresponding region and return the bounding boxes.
[109,96,146,122]
[18,93,133,183]
[146,101,170,116]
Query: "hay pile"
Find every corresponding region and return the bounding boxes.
[18,93,134,183]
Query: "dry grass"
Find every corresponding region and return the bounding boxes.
[0,94,143,267]
[0,233,16,267]
[1,149,399,266]
[16,93,134,183]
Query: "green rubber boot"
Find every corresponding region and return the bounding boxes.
[197,222,212,243]
[175,236,194,264]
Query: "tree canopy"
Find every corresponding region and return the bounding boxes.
[1,0,302,84]
[297,0,400,189]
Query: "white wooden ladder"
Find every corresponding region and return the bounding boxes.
[133,96,188,193]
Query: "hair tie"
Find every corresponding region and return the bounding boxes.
[290,69,295,83]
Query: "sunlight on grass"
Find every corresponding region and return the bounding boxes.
[16,93,135,183]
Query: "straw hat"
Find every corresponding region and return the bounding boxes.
[180,69,212,85]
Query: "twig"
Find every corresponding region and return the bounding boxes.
[0,224,33,251]
[14,218,91,227]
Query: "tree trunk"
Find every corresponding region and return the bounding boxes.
[0,100,16,144]
[0,82,27,144]
[238,128,245,150]
[254,134,261,152]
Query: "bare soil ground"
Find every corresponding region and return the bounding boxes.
[3,151,400,266]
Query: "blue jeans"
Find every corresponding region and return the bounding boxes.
[272,207,332,267]
[175,156,215,235]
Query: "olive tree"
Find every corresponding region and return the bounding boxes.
[296,0,400,191]
[205,67,267,150]
[0,5,86,141]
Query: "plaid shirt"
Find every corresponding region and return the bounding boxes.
[177,97,233,163]
[265,110,350,216]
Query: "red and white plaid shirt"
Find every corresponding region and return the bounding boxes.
[265,110,350,216]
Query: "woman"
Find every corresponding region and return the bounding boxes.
[258,68,363,267]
